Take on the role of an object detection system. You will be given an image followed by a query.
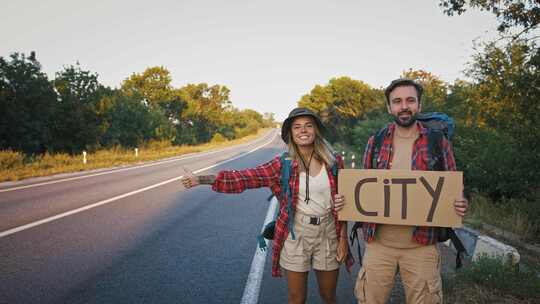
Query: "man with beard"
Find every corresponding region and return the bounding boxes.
[352,78,468,304]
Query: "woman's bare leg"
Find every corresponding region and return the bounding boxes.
[286,270,309,304]
[315,269,339,304]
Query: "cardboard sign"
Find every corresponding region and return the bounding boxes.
[338,169,463,227]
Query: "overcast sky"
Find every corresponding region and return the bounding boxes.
[1,0,500,120]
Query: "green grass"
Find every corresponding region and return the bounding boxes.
[0,128,271,182]
[443,255,540,303]
[465,193,539,242]
[448,194,540,303]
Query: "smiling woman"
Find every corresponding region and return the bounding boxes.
[181,107,353,304]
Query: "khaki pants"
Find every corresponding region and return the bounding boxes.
[354,241,443,304]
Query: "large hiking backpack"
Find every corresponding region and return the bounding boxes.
[417,112,455,141]
[257,152,339,251]
[353,112,467,268]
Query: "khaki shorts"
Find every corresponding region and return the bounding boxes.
[279,212,339,272]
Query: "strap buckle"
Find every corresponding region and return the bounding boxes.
[309,216,321,225]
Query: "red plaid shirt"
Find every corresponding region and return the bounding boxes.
[212,154,349,277]
[361,122,457,245]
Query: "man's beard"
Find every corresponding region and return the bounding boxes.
[393,110,417,127]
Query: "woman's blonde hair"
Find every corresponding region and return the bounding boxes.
[286,117,336,169]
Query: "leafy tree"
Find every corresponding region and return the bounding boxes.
[121,66,175,105]
[262,112,277,127]
[178,83,232,144]
[445,80,483,126]
[121,66,186,132]
[457,40,539,199]
[439,0,540,37]
[400,69,449,111]
[51,64,105,153]
[466,41,539,133]
[350,110,390,162]
[101,92,170,147]
[298,77,384,143]
[231,109,264,138]
[0,54,278,156]
[438,1,539,201]
[0,52,56,155]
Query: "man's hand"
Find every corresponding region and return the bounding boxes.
[333,194,346,211]
[454,195,468,217]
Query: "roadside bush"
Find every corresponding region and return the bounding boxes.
[452,123,540,241]
[444,255,540,303]
[144,139,172,151]
[210,133,226,143]
[452,125,538,200]
[35,152,74,169]
[234,123,259,139]
[467,193,539,241]
[0,150,25,169]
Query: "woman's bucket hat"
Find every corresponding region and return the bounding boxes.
[281,107,326,143]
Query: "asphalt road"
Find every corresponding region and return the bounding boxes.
[0,129,358,304]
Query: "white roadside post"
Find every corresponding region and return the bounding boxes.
[135,148,138,157]
[351,154,355,168]
[83,151,87,164]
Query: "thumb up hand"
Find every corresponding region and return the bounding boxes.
[180,167,200,189]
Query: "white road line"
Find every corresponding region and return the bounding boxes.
[240,197,278,304]
[0,177,183,238]
[0,130,276,193]
[0,132,277,239]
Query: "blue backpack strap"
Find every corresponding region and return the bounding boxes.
[280,152,289,198]
[332,161,338,177]
[331,152,339,177]
[280,152,296,240]
[256,152,293,251]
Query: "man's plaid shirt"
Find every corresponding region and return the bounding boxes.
[212,154,348,277]
[361,122,457,245]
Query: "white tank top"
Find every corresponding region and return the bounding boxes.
[297,167,332,217]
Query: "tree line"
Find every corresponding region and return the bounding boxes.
[0,55,276,156]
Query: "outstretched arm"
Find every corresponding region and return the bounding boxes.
[181,155,282,193]
[181,172,216,189]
